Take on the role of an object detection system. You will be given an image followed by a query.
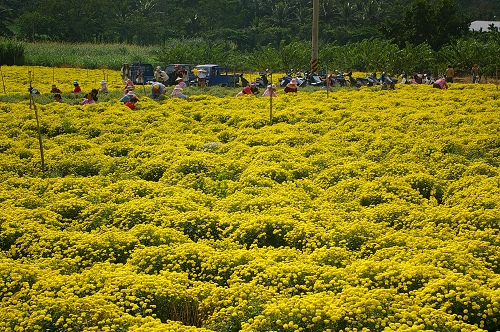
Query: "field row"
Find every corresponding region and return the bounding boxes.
[1,67,500,331]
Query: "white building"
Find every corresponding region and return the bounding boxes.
[469,21,500,32]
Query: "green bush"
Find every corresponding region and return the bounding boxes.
[0,38,25,65]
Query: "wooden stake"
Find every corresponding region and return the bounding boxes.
[0,66,6,94]
[32,95,45,173]
[28,73,45,173]
[326,67,330,99]
[269,71,273,125]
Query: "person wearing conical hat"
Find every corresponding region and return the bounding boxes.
[99,80,109,93]
[284,78,298,93]
[171,84,188,99]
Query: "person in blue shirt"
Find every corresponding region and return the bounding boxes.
[151,82,166,99]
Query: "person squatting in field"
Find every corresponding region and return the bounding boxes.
[125,96,139,110]
[151,82,166,99]
[171,84,189,99]
[79,92,95,105]
[263,84,277,97]
[236,83,259,97]
[284,78,298,93]
[433,77,449,89]
[121,90,139,103]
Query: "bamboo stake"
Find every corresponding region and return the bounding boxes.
[326,67,329,99]
[32,95,45,173]
[269,70,273,125]
[28,71,45,173]
[0,66,6,94]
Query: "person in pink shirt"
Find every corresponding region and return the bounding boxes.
[433,77,449,89]
[79,92,95,105]
[263,84,277,97]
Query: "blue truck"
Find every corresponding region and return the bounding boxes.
[129,62,155,84]
[191,64,243,87]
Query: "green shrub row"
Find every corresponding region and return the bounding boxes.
[0,38,25,66]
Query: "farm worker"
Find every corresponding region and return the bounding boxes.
[54,93,64,103]
[50,84,62,93]
[236,85,252,97]
[99,80,109,93]
[120,90,138,103]
[433,77,449,89]
[180,66,189,83]
[284,78,298,93]
[196,68,207,87]
[72,81,82,93]
[79,92,95,105]
[171,84,188,99]
[151,82,166,99]
[471,64,481,83]
[236,83,259,97]
[172,65,181,81]
[445,64,454,83]
[175,77,187,88]
[120,63,131,83]
[154,66,168,84]
[263,84,277,97]
[123,78,135,92]
[125,96,139,110]
[136,68,144,84]
[91,88,99,102]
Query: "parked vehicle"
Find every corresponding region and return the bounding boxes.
[191,65,242,87]
[305,71,324,87]
[129,62,154,84]
[165,64,196,86]
[255,71,270,88]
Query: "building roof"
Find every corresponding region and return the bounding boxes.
[469,21,500,31]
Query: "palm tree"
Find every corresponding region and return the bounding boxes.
[0,4,14,36]
[335,1,360,26]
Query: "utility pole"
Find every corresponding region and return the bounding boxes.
[311,0,319,74]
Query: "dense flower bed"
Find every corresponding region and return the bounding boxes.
[1,66,500,331]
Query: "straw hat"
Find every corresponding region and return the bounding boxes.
[290,78,298,85]
[100,80,106,85]
[175,77,183,81]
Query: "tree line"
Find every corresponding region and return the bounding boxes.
[1,0,500,75]
[1,0,499,49]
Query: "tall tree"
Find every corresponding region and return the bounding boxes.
[379,0,470,50]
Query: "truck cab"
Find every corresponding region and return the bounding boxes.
[129,62,154,84]
[192,64,241,87]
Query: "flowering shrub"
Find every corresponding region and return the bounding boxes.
[1,66,500,331]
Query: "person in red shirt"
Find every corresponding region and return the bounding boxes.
[72,81,82,93]
[125,96,138,110]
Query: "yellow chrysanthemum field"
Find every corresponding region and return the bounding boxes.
[1,66,500,332]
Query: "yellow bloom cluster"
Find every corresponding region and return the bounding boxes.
[0,65,123,94]
[1,66,500,331]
